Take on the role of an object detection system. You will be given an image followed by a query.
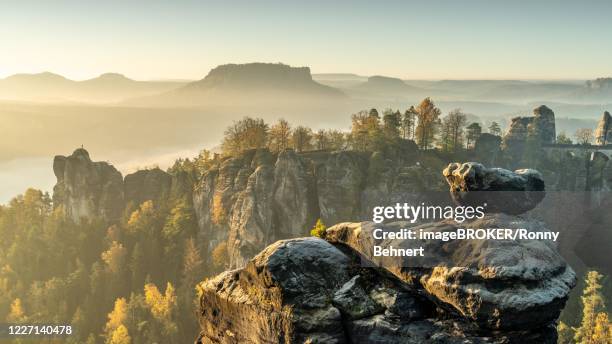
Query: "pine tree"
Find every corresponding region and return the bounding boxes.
[488,121,502,136]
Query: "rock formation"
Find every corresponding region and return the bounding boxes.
[124,168,172,206]
[443,162,545,214]
[192,146,439,268]
[473,132,501,165]
[196,162,575,343]
[502,105,556,160]
[594,111,612,145]
[53,148,192,223]
[53,148,124,222]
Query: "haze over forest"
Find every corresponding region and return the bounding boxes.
[3,0,612,203]
[2,62,612,202]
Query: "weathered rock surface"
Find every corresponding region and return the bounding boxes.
[197,236,567,343]
[473,133,502,165]
[443,162,545,214]
[124,168,172,206]
[325,215,576,331]
[53,148,196,224]
[193,147,439,269]
[53,148,124,222]
[502,105,556,161]
[594,111,612,145]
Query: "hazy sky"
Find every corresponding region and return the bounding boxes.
[1,0,612,80]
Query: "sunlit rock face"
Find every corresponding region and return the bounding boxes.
[53,148,124,222]
[196,163,574,344]
[325,216,575,332]
[594,111,612,145]
[192,144,437,269]
[197,234,570,343]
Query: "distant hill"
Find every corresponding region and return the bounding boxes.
[312,73,368,88]
[0,72,187,103]
[569,78,612,103]
[134,63,346,107]
[343,75,429,101]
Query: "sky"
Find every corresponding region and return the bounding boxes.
[1,0,612,80]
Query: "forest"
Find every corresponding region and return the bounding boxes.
[0,97,610,343]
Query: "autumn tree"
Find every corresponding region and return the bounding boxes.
[575,271,608,343]
[575,128,594,145]
[108,325,131,344]
[349,109,383,151]
[105,298,132,344]
[291,126,313,152]
[6,298,26,322]
[102,241,127,275]
[414,98,441,149]
[221,117,269,155]
[268,119,291,153]
[144,282,178,338]
[310,219,327,238]
[592,312,611,343]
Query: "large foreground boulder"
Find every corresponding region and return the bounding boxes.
[325,215,576,331]
[197,237,567,343]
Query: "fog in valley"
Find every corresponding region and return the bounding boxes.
[1,62,611,202]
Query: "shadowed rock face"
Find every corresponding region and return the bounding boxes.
[443,162,545,214]
[192,146,435,269]
[53,148,190,223]
[196,163,574,344]
[502,105,556,161]
[53,148,124,222]
[325,216,576,332]
[196,236,567,344]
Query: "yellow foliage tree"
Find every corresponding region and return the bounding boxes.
[105,298,128,333]
[592,312,611,344]
[144,282,176,321]
[108,324,131,344]
[101,241,127,274]
[575,271,608,343]
[6,298,26,322]
[310,219,327,238]
[144,282,178,337]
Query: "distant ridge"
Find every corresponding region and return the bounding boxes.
[0,72,187,103]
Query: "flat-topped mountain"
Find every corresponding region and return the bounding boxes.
[132,63,346,108]
[158,63,345,105]
[183,63,342,94]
